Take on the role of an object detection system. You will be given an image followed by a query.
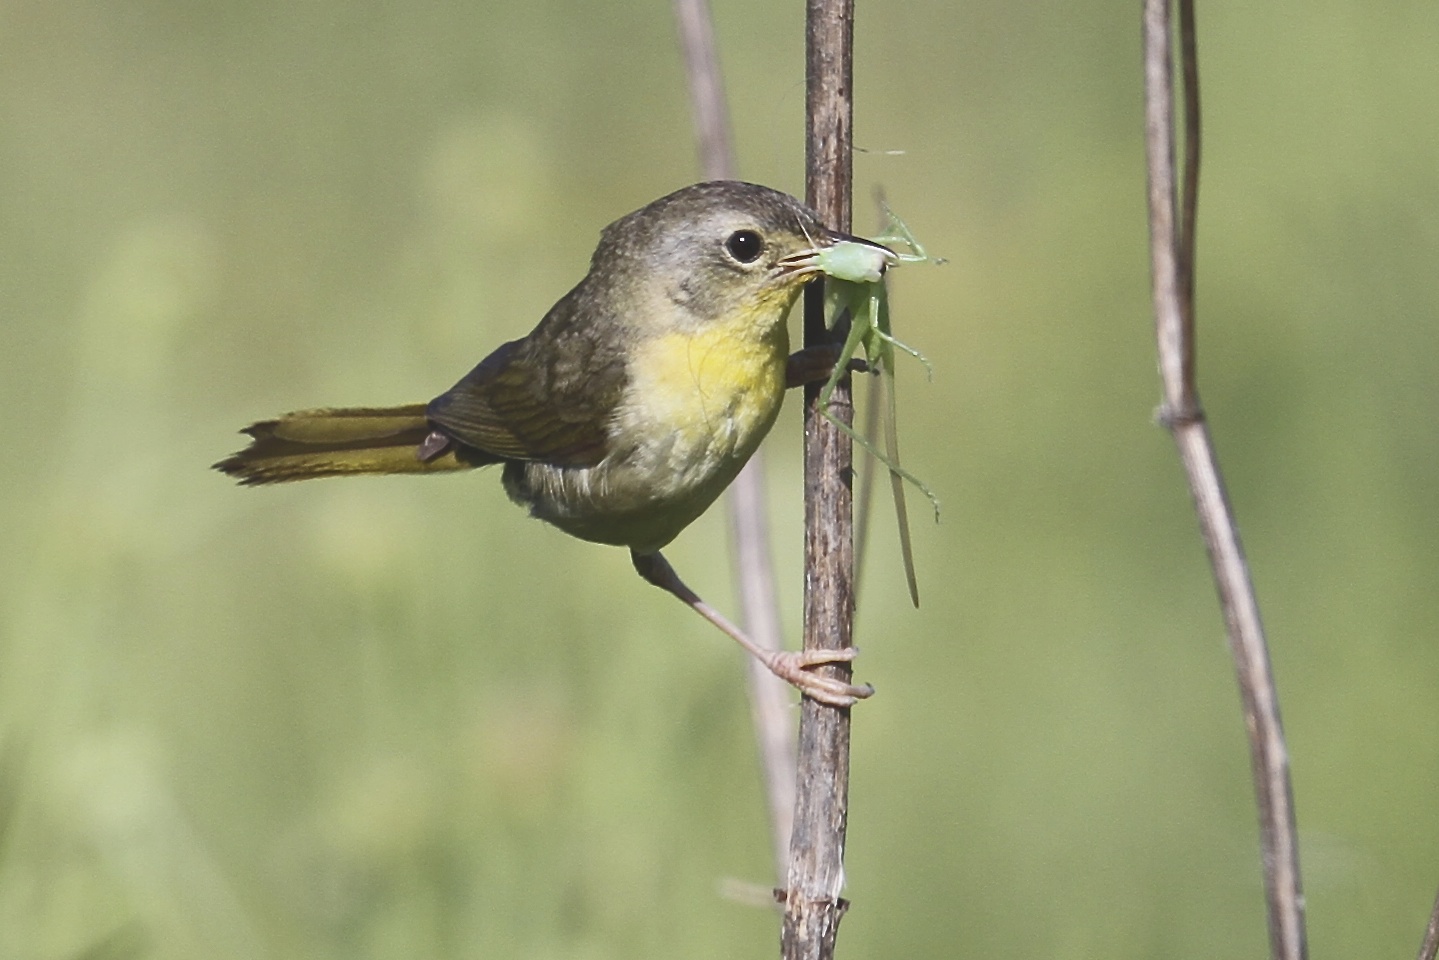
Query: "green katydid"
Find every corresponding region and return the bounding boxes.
[811,209,939,608]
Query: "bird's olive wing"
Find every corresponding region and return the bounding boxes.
[426,324,626,468]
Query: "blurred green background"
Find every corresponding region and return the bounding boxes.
[3,1,1439,957]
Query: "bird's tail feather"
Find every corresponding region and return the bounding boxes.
[214,404,490,485]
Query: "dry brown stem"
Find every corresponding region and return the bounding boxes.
[672,0,799,879]
[1142,2,1307,957]
[781,1,857,958]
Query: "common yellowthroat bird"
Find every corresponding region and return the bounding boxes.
[216,180,878,706]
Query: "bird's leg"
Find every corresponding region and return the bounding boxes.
[785,345,870,389]
[631,550,874,707]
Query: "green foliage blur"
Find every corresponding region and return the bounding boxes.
[3,1,1438,957]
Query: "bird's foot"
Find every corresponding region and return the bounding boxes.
[761,647,875,707]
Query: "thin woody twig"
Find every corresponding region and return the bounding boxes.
[729,469,801,876]
[673,0,735,183]
[1142,3,1307,959]
[1177,0,1200,343]
[671,0,798,881]
[782,0,856,958]
[1418,886,1439,960]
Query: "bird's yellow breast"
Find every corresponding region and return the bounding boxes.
[509,293,797,553]
[626,309,789,463]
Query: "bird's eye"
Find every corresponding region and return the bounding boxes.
[724,229,764,264]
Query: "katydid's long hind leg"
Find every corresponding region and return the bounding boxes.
[630,550,874,707]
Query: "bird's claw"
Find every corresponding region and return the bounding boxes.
[764,647,875,707]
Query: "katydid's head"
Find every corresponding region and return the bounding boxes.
[787,205,937,284]
[787,236,899,285]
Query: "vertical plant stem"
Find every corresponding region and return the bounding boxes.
[672,0,798,880]
[1418,886,1439,960]
[730,466,801,877]
[782,1,855,958]
[1142,2,1307,958]
[673,0,735,182]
